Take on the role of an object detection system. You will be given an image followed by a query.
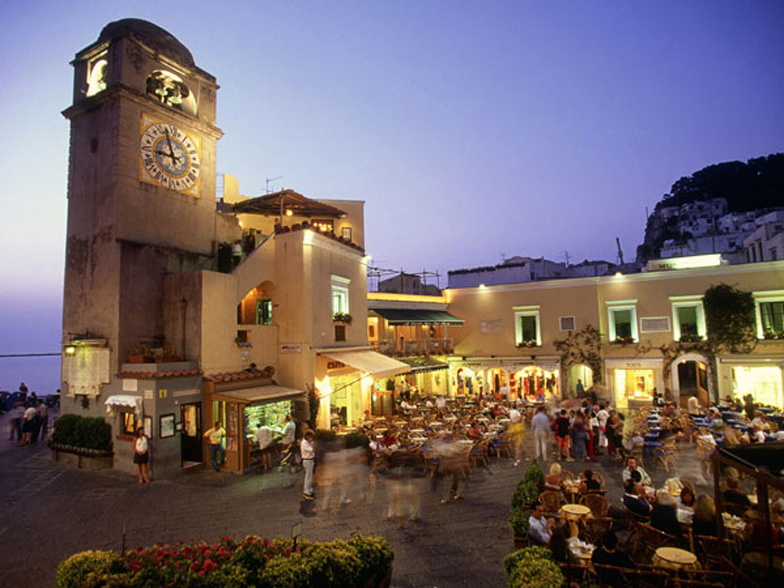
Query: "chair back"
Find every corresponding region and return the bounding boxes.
[561,469,576,482]
[539,489,563,513]
[582,516,613,545]
[580,492,609,517]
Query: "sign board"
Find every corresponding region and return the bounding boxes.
[123,379,138,392]
[280,343,302,354]
[480,320,503,334]
[291,521,303,538]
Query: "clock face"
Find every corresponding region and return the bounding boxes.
[139,116,201,196]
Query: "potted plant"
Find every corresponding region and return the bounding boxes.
[503,547,563,588]
[333,312,353,325]
[509,507,531,548]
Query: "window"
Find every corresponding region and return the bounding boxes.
[607,300,638,343]
[121,412,137,436]
[758,300,784,338]
[670,297,706,341]
[256,299,272,325]
[334,324,346,342]
[331,275,350,317]
[312,220,334,233]
[514,306,541,347]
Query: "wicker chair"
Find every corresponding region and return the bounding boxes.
[561,469,576,482]
[539,490,563,515]
[580,492,609,517]
[622,503,651,555]
[582,516,614,545]
[637,523,680,559]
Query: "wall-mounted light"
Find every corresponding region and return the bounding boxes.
[285,209,293,217]
[64,346,76,356]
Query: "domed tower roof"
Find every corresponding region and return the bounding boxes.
[98,18,194,67]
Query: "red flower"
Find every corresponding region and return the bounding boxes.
[191,562,200,572]
[198,571,205,577]
[203,549,212,558]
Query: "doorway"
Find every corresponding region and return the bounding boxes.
[180,402,202,467]
[677,360,709,409]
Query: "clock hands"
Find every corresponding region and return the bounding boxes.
[163,129,181,166]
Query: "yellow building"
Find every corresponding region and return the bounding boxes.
[445,260,784,410]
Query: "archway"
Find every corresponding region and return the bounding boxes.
[671,353,709,410]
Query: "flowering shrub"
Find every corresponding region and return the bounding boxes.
[503,547,563,588]
[522,460,545,490]
[56,535,393,587]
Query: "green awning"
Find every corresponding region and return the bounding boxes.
[372,308,464,326]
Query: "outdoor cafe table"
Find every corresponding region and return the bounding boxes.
[563,479,581,503]
[652,547,698,570]
[560,504,592,537]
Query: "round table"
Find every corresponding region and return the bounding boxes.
[562,480,581,503]
[560,504,591,537]
[653,547,698,570]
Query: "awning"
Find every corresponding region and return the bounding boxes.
[213,385,305,405]
[372,308,464,326]
[321,350,411,379]
[104,395,143,415]
[400,358,450,374]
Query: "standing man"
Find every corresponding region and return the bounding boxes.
[531,406,551,462]
[301,430,316,500]
[555,409,572,461]
[37,399,49,441]
[203,421,225,472]
[255,421,273,471]
[508,404,524,466]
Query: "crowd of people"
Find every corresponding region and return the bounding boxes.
[6,383,49,446]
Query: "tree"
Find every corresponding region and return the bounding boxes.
[553,325,603,396]
[699,283,757,399]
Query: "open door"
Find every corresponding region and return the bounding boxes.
[180,402,202,467]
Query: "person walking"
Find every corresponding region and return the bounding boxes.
[134,426,150,484]
[37,399,49,441]
[255,421,273,471]
[8,402,24,441]
[301,430,316,500]
[531,406,551,461]
[20,402,37,446]
[509,405,525,466]
[203,421,226,472]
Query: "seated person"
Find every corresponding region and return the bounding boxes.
[467,421,484,440]
[578,469,602,494]
[724,476,751,507]
[382,428,398,449]
[545,463,564,490]
[617,431,645,461]
[678,485,696,511]
[692,494,718,537]
[750,423,766,443]
[549,525,569,563]
[622,478,651,517]
[592,530,635,585]
[528,503,554,545]
[650,490,684,539]
[622,457,651,486]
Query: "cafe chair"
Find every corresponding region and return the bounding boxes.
[591,563,638,588]
[561,469,576,482]
[539,490,563,515]
[695,535,739,570]
[637,523,680,559]
[580,492,609,517]
[582,516,614,545]
[621,503,650,555]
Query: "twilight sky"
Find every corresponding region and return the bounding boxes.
[1,1,782,392]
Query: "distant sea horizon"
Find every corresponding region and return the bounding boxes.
[0,356,61,395]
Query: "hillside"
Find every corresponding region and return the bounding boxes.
[636,153,784,262]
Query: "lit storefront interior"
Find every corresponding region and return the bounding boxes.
[449,360,560,400]
[205,385,305,472]
[730,365,783,408]
[567,364,594,396]
[512,366,560,400]
[606,359,662,409]
[316,350,410,428]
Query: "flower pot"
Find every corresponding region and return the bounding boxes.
[128,355,145,363]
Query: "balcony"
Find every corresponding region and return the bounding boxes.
[372,338,454,357]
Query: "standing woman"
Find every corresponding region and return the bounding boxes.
[134,426,150,484]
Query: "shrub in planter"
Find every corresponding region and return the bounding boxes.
[523,460,545,490]
[74,417,112,451]
[51,413,80,446]
[511,480,540,510]
[347,534,394,585]
[56,550,129,588]
[343,431,370,450]
[509,507,530,537]
[314,429,338,443]
[503,547,563,588]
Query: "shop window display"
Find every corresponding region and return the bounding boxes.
[243,400,292,444]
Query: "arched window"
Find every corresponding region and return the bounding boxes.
[146,70,197,115]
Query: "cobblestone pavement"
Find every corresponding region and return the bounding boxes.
[0,415,711,588]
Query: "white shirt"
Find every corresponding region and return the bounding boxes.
[597,409,609,427]
[282,421,296,445]
[135,436,148,454]
[509,408,522,423]
[529,514,551,544]
[255,426,272,449]
[301,438,315,460]
[436,396,446,409]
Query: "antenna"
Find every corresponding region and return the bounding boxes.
[616,237,624,265]
[266,176,283,194]
[564,251,570,266]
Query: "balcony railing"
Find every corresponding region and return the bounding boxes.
[372,338,454,357]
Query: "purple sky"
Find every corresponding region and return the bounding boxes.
[1,1,783,393]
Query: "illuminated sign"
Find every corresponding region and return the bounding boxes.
[646,254,723,271]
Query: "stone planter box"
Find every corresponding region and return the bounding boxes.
[50,443,113,470]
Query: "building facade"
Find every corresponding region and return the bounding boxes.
[444,260,784,411]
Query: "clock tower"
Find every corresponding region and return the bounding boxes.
[61,19,237,406]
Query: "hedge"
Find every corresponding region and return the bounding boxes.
[56,535,393,588]
[52,414,112,451]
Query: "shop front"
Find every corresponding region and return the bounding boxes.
[719,356,784,409]
[316,349,410,429]
[605,358,663,410]
[448,357,561,401]
[205,384,306,473]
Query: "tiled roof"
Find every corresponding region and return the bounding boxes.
[203,368,273,383]
[117,369,202,379]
